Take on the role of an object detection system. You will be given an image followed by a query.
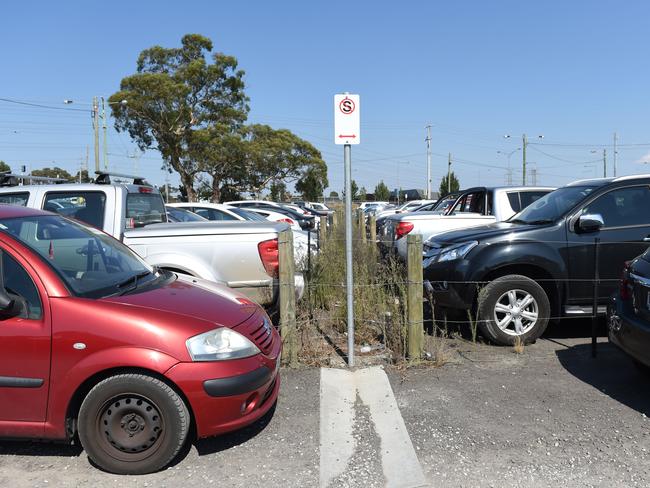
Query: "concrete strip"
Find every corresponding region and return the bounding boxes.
[320,368,357,488]
[320,367,427,488]
[356,367,427,488]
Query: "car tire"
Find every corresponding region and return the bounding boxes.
[477,274,550,346]
[78,374,190,475]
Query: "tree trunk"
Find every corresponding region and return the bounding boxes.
[180,172,197,202]
[210,175,221,203]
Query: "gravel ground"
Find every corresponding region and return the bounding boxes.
[1,322,649,487]
[0,369,320,488]
[391,328,650,487]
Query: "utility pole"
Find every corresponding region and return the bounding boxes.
[101,97,108,171]
[92,97,100,173]
[603,148,607,178]
[522,134,527,186]
[447,152,452,194]
[613,132,618,177]
[425,125,432,199]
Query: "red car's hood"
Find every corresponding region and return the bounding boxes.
[103,274,258,328]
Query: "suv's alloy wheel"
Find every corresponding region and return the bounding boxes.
[477,275,550,345]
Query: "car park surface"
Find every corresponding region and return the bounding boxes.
[0,206,280,475]
[1,329,648,487]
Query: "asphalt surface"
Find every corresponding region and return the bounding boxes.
[1,323,649,487]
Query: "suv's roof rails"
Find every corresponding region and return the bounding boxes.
[0,172,67,187]
[613,173,650,182]
[94,171,151,186]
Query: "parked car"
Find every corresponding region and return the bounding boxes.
[375,200,436,219]
[0,206,280,474]
[384,186,554,260]
[608,249,650,370]
[0,175,297,311]
[423,176,650,345]
[226,201,315,230]
[168,202,316,267]
[165,205,209,223]
[375,196,455,243]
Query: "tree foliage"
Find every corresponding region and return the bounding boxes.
[0,161,10,172]
[110,34,328,202]
[373,180,390,201]
[270,181,287,202]
[32,167,72,180]
[439,172,460,198]
[349,180,359,201]
[329,191,339,199]
[109,34,249,201]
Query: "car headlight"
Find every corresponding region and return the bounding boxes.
[437,241,478,263]
[186,328,260,361]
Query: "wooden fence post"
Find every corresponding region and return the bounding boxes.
[358,209,366,242]
[279,228,298,366]
[331,211,338,229]
[406,233,424,359]
[319,216,327,248]
[369,215,377,243]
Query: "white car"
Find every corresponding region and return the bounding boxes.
[375,200,436,219]
[169,202,315,268]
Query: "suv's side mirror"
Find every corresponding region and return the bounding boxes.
[577,213,604,233]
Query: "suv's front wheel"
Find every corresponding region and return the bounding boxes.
[477,275,550,345]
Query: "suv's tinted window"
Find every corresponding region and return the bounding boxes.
[520,191,548,210]
[2,251,42,320]
[507,193,521,213]
[0,192,29,206]
[583,186,650,228]
[44,192,106,229]
[453,191,486,214]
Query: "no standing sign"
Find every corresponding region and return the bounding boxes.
[334,94,360,145]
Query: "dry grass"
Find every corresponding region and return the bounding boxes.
[298,208,410,363]
[512,336,525,354]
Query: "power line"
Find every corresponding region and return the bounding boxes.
[0,97,89,113]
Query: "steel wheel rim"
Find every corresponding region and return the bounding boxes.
[493,289,539,336]
[96,393,165,462]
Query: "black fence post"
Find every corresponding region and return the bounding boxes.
[591,237,600,358]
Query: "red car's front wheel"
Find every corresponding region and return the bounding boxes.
[78,374,190,475]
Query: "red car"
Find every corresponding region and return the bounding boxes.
[0,206,280,474]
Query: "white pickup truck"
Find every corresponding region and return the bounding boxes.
[0,175,301,311]
[382,186,555,260]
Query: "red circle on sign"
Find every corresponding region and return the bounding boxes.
[339,97,355,115]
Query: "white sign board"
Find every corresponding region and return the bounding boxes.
[334,94,360,145]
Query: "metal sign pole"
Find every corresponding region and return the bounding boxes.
[344,143,355,367]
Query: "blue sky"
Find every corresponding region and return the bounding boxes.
[1,0,650,195]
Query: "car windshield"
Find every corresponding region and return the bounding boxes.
[166,207,207,222]
[0,215,156,299]
[509,186,596,224]
[231,208,267,221]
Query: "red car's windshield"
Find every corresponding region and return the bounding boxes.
[0,215,156,299]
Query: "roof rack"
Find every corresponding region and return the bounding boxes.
[0,172,68,187]
[94,171,151,186]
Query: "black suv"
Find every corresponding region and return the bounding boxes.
[423,176,650,345]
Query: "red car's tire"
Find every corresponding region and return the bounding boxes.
[78,374,190,475]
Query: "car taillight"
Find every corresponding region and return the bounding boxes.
[138,186,153,193]
[278,218,295,225]
[258,238,279,277]
[395,222,414,239]
[620,261,632,300]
